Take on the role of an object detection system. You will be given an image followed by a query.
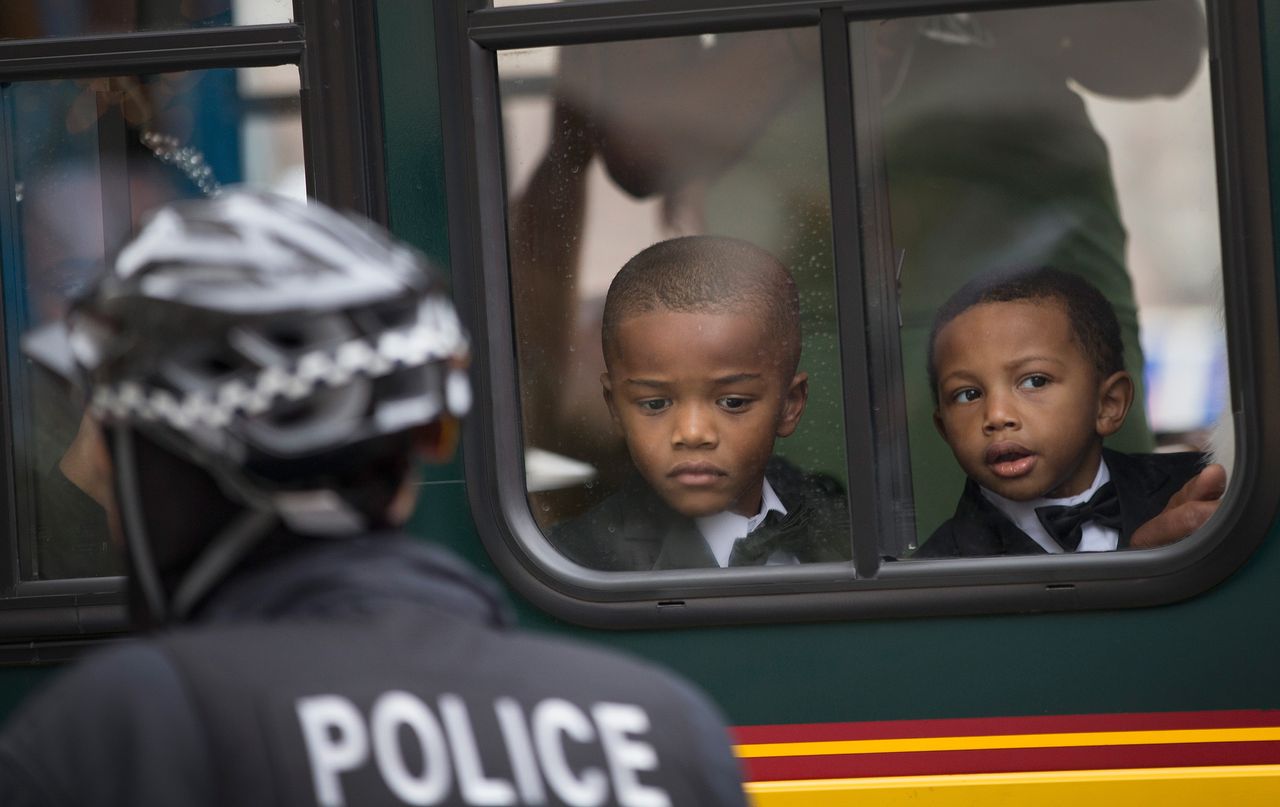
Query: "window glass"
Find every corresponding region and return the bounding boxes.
[3,65,304,579]
[850,1,1226,557]
[498,29,854,572]
[0,0,290,39]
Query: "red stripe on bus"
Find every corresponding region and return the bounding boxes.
[740,741,1280,781]
[731,710,1280,745]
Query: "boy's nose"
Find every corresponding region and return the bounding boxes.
[673,404,717,448]
[981,393,1020,434]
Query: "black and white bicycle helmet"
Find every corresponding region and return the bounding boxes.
[25,189,470,620]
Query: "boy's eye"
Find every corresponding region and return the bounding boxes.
[638,398,671,413]
[951,388,981,404]
[717,396,751,411]
[1018,374,1050,390]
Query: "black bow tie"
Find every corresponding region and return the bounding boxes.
[1034,482,1122,552]
[727,509,797,567]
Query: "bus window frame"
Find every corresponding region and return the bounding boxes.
[441,0,1280,628]
[0,0,387,658]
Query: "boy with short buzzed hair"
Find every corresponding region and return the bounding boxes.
[918,266,1225,558]
[551,235,850,570]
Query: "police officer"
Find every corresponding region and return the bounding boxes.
[0,191,746,807]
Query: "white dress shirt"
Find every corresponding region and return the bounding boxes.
[980,459,1119,553]
[696,478,791,567]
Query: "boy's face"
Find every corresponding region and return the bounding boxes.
[603,309,807,518]
[932,300,1131,501]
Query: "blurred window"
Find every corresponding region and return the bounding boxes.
[2,67,303,581]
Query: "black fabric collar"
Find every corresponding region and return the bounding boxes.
[194,533,513,628]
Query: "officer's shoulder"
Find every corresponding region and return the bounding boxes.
[3,638,210,754]
[11,640,183,722]
[1,639,208,798]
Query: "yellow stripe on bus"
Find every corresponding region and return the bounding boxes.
[734,726,1280,758]
[746,764,1280,807]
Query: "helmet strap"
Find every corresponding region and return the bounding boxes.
[170,505,277,620]
[113,425,279,624]
[112,426,168,623]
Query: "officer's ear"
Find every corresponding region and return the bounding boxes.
[413,417,460,465]
[386,421,460,526]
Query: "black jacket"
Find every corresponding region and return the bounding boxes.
[551,457,851,570]
[916,449,1206,558]
[0,536,746,806]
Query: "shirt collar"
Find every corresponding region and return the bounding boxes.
[696,478,788,568]
[198,533,513,626]
[979,458,1112,553]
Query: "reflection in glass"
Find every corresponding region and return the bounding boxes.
[4,66,304,579]
[851,2,1226,556]
[0,0,291,40]
[498,30,852,571]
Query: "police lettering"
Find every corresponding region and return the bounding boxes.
[296,691,671,807]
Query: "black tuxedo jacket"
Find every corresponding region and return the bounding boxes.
[550,457,851,571]
[915,449,1206,558]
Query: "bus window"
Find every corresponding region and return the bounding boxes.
[446,0,1273,623]
[2,65,304,580]
[497,29,855,573]
[848,3,1227,558]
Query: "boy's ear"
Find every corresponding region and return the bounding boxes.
[775,372,809,438]
[1096,370,1134,438]
[933,408,948,440]
[600,372,621,426]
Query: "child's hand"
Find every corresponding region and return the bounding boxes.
[1131,463,1227,549]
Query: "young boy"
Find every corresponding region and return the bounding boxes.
[551,236,850,570]
[917,267,1225,558]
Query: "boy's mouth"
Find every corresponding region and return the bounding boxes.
[668,461,727,487]
[984,442,1037,478]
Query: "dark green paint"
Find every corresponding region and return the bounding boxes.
[376,0,451,271]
